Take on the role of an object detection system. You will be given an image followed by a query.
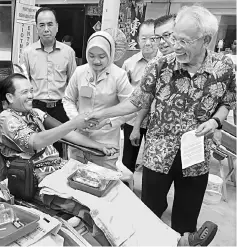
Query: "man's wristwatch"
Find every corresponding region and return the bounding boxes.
[211,117,222,130]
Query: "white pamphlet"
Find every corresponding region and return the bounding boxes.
[181,130,205,169]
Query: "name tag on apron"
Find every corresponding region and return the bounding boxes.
[80,86,93,98]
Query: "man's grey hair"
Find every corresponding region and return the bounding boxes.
[175,5,219,38]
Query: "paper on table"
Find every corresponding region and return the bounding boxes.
[31,234,64,246]
[181,130,205,169]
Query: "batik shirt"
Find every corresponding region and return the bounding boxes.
[129,50,236,177]
[0,109,65,182]
[145,53,175,126]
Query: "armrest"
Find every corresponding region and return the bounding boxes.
[221,130,236,155]
[212,146,228,160]
[223,120,236,137]
[43,114,105,157]
[59,139,105,157]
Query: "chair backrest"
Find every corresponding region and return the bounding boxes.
[221,120,236,155]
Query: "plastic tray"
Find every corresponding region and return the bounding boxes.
[0,203,40,246]
[68,170,117,197]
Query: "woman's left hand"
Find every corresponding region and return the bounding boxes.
[195,119,218,138]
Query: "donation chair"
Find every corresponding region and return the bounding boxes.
[212,120,236,202]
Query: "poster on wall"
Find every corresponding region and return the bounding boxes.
[118,0,132,47]
[99,0,146,50]
[129,0,147,50]
[16,2,38,24]
[95,0,146,51]
[12,0,39,66]
[17,24,33,64]
[86,4,102,16]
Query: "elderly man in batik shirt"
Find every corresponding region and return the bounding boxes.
[86,5,236,236]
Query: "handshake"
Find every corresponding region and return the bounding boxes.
[81,111,111,131]
[76,111,119,156]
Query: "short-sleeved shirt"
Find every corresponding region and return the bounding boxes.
[23,40,77,101]
[122,51,162,128]
[63,63,133,147]
[0,109,65,182]
[129,50,236,177]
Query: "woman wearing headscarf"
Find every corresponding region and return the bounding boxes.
[63,31,134,170]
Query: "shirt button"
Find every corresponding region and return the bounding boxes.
[164,167,169,173]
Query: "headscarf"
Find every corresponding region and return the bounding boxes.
[86,31,115,70]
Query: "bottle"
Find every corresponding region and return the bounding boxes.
[0,208,14,226]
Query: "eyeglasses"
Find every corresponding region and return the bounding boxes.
[155,32,173,43]
[139,36,157,43]
[169,35,203,47]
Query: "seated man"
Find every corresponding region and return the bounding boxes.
[0,73,117,184]
[0,73,217,246]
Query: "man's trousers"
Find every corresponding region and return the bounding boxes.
[141,149,208,235]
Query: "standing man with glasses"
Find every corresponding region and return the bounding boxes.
[86,5,236,237]
[122,19,160,173]
[130,14,176,149]
[22,7,77,157]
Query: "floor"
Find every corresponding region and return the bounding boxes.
[120,112,236,246]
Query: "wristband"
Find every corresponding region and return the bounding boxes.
[211,117,222,130]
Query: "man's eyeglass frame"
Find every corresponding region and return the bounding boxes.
[155,33,203,47]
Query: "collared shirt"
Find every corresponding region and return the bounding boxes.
[129,50,236,177]
[0,109,64,182]
[63,63,133,147]
[23,40,77,101]
[122,51,162,128]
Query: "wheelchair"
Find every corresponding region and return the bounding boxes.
[0,140,112,246]
[0,113,115,246]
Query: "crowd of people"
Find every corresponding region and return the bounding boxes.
[0,4,236,246]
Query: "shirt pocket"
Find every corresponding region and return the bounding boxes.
[54,62,67,82]
[31,59,45,80]
[94,82,118,107]
[96,90,117,107]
